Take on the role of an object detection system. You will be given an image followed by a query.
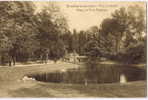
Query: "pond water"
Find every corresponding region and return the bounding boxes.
[27,64,146,84]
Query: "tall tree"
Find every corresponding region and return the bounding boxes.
[0,1,37,65]
[34,2,69,62]
[98,5,146,63]
[99,5,146,56]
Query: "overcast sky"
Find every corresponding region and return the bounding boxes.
[34,1,146,31]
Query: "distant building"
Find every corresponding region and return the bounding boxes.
[63,52,87,63]
[77,56,88,62]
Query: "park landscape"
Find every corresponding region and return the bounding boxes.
[0,1,147,97]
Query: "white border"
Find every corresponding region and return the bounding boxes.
[0,0,147,1]
[0,0,147,99]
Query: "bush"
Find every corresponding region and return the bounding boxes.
[117,43,146,64]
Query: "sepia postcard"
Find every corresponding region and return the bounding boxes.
[0,0,147,98]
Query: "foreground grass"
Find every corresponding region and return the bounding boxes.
[0,62,146,97]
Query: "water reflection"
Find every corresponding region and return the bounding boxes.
[28,64,146,84]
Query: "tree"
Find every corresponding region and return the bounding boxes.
[120,36,146,64]
[84,40,101,60]
[77,30,88,55]
[99,5,146,63]
[0,1,37,65]
[49,40,66,63]
[99,18,124,55]
[71,29,79,53]
[34,2,68,62]
[60,30,73,53]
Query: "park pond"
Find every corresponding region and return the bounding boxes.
[0,62,146,97]
[27,64,146,84]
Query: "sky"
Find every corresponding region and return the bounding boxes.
[34,1,146,31]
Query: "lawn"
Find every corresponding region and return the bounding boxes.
[0,61,146,97]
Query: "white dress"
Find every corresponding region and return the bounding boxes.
[120,74,127,83]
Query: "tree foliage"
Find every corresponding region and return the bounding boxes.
[98,5,146,63]
[0,2,146,65]
[33,3,68,62]
[0,1,37,64]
